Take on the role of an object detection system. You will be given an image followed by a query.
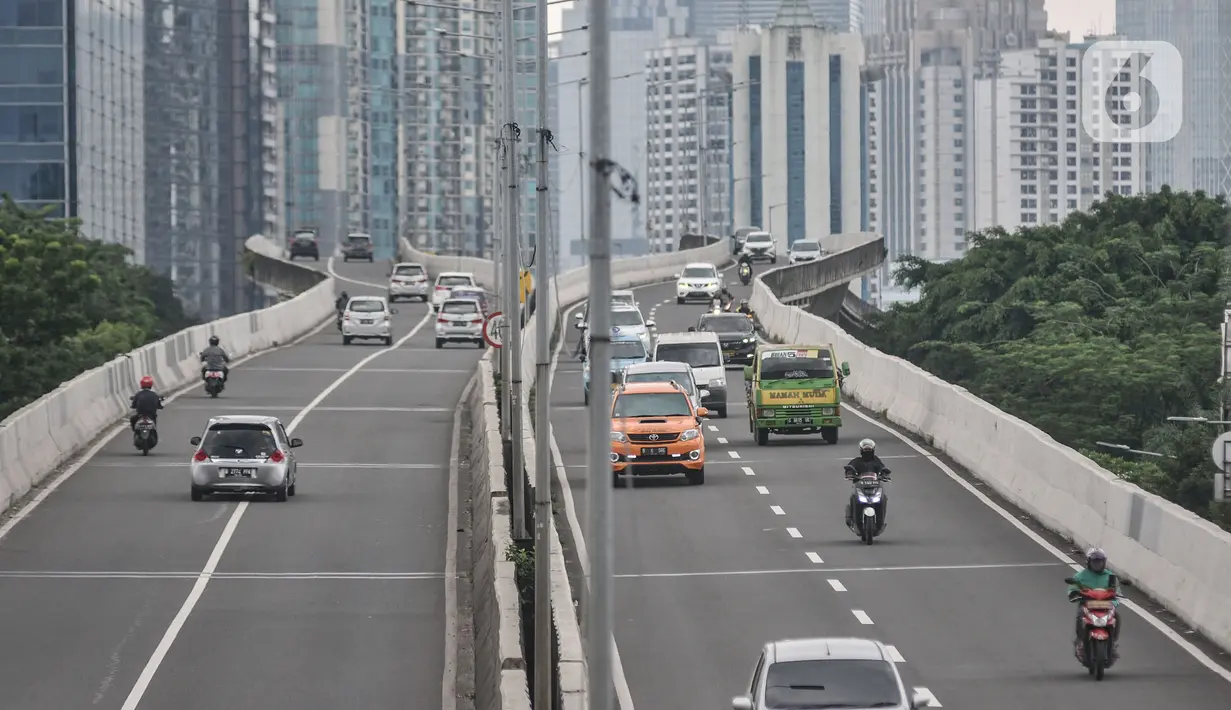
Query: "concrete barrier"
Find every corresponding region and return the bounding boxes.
[466,354,532,710]
[751,273,1231,652]
[0,236,334,513]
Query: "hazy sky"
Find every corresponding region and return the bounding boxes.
[549,1,1121,36]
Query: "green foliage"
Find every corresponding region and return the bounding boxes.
[0,197,199,419]
[864,188,1231,525]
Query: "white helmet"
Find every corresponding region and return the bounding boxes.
[858,438,876,453]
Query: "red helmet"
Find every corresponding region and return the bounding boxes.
[139,376,154,390]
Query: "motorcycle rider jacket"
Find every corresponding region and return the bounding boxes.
[845,455,888,476]
[130,389,163,429]
[200,345,230,370]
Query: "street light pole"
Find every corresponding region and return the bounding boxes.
[502,0,527,539]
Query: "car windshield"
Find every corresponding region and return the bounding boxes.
[202,423,279,459]
[611,340,647,359]
[793,242,820,252]
[613,392,693,417]
[442,301,479,314]
[656,343,721,368]
[764,659,902,709]
[439,276,472,286]
[348,300,386,313]
[346,236,371,245]
[682,267,715,279]
[625,371,693,392]
[700,315,754,334]
[760,349,835,380]
[393,265,423,276]
[451,289,484,301]
[612,294,635,306]
[747,234,772,243]
[611,310,644,327]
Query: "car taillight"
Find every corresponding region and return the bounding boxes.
[437,316,449,323]
[436,285,447,291]
[470,317,483,324]
[194,449,208,462]
[269,450,285,463]
[344,314,351,321]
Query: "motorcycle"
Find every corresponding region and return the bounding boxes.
[133,415,158,455]
[710,297,724,314]
[738,264,752,286]
[1066,577,1121,680]
[844,466,890,545]
[203,369,226,397]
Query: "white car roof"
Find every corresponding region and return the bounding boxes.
[394,262,424,268]
[655,331,720,345]
[745,231,772,239]
[437,271,473,278]
[683,262,717,270]
[349,295,386,302]
[625,361,691,373]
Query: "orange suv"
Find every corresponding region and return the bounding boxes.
[610,381,709,486]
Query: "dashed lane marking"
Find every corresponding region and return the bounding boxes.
[716,437,728,444]
[805,552,824,564]
[742,466,755,476]
[827,579,846,591]
[852,609,874,625]
[727,451,741,459]
[755,486,769,495]
[707,425,719,431]
[770,505,785,516]
[885,645,905,663]
[913,688,942,707]
[786,527,803,539]
[612,561,1062,579]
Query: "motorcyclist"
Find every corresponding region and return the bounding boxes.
[738,252,754,269]
[736,299,753,316]
[199,336,230,382]
[844,438,890,528]
[130,376,164,430]
[1068,548,1122,658]
[334,290,350,313]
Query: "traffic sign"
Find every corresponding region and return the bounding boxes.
[1211,431,1231,469]
[483,312,504,348]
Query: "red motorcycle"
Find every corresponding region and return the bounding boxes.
[1066,576,1120,680]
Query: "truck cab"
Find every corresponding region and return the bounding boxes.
[744,344,850,446]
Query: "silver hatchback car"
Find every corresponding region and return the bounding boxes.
[734,637,930,710]
[189,415,302,502]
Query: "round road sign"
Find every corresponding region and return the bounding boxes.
[1211,431,1231,469]
[483,312,504,348]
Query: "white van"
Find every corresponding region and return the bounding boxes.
[652,332,727,417]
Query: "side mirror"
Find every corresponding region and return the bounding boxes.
[574,321,585,330]
[732,696,754,710]
[699,389,710,398]
[1063,577,1077,585]
[645,320,656,328]
[574,312,583,320]
[390,308,399,314]
[1119,578,1132,587]
[290,438,304,448]
[579,352,587,362]
[696,407,710,418]
[687,326,696,332]
[909,692,929,709]
[673,273,681,279]
[190,436,202,446]
[841,361,850,376]
[743,365,753,380]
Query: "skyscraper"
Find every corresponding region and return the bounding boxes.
[688,0,865,37]
[1116,0,1231,196]
[0,1,145,258]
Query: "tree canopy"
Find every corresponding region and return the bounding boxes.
[864,188,1231,526]
[0,198,197,420]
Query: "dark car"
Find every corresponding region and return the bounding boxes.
[342,233,374,262]
[288,230,319,260]
[695,312,757,367]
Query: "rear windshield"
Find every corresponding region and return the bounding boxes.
[611,310,643,327]
[625,371,693,390]
[760,349,834,380]
[746,233,772,243]
[202,424,278,458]
[611,340,647,359]
[349,300,386,313]
[611,294,635,305]
[793,242,820,251]
[682,267,715,278]
[346,236,372,246]
[700,315,754,333]
[656,343,721,368]
[293,233,315,242]
[613,392,692,417]
[438,275,473,286]
[764,659,901,709]
[451,289,484,301]
[442,301,479,314]
[393,265,424,276]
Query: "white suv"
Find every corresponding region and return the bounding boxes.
[741,231,777,263]
[675,263,723,304]
[788,240,825,264]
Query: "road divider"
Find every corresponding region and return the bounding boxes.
[750,259,1231,654]
[0,235,334,514]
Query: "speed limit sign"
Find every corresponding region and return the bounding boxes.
[483,312,504,348]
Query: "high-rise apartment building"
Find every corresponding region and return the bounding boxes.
[967,35,1146,242]
[687,0,865,38]
[146,0,281,318]
[547,40,561,267]
[731,3,869,251]
[645,38,732,250]
[1116,0,1231,197]
[0,1,145,259]
[366,0,400,252]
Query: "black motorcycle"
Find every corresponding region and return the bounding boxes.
[738,263,752,286]
[133,415,158,455]
[845,466,890,544]
[203,369,226,398]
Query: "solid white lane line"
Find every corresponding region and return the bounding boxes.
[827,579,846,591]
[324,256,388,288]
[852,609,874,625]
[742,466,755,476]
[755,486,769,495]
[770,505,785,515]
[707,425,719,431]
[716,437,728,444]
[119,309,433,710]
[728,451,741,459]
[786,527,803,539]
[913,688,942,707]
[805,552,823,564]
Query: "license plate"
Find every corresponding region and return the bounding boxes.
[221,468,256,477]
[640,447,668,456]
[785,416,810,425]
[723,350,736,357]
[206,371,223,377]
[360,319,373,324]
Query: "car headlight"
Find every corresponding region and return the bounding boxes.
[742,337,754,344]
[611,431,627,443]
[679,428,699,441]
[759,408,775,418]
[709,378,725,388]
